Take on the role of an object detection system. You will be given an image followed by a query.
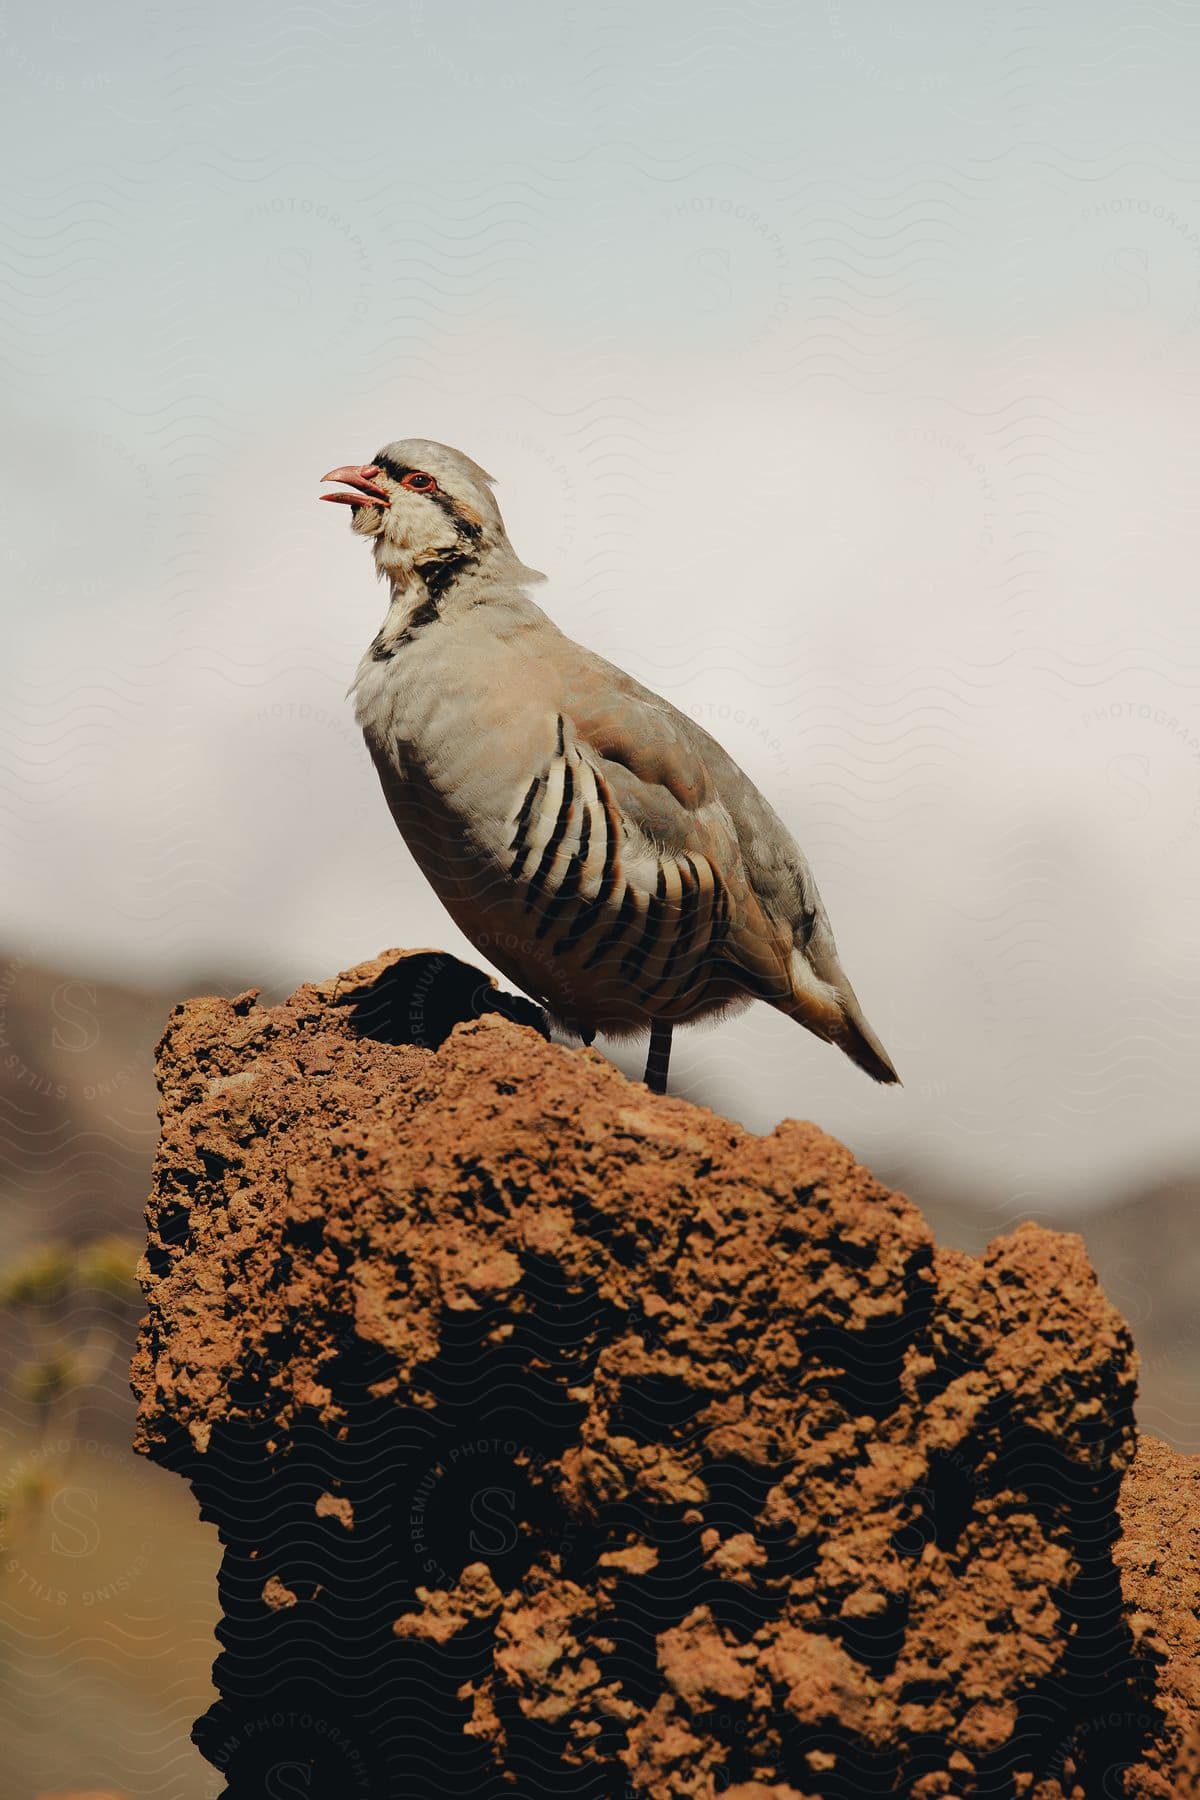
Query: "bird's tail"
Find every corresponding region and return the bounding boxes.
[831,982,900,1084]
[783,946,901,1085]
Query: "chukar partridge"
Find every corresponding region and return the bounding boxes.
[322,439,898,1094]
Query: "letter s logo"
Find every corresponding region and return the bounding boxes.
[265,1763,313,1798]
[51,981,99,1053]
[270,247,312,310]
[51,1486,101,1558]
[468,1486,518,1556]
[688,247,733,315]
[1106,752,1152,821]
[1105,246,1151,315]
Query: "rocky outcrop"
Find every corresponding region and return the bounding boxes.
[131,949,1199,1799]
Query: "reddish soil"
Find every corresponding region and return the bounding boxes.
[131,949,1199,1799]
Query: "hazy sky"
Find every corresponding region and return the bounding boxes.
[4,2,1200,1209]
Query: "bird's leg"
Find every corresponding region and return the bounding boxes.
[643,1018,673,1095]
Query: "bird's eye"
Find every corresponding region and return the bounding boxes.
[401,471,438,493]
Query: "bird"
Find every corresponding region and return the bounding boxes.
[321,439,898,1096]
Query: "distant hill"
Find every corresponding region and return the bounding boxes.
[899,1172,1200,1453]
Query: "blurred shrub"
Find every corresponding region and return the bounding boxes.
[0,1242,73,1307]
[75,1235,142,1304]
[0,1235,141,1310]
[13,1349,81,1408]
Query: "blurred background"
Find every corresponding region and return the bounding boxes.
[4,2,1200,1794]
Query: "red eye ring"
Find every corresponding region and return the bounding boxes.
[400,470,438,493]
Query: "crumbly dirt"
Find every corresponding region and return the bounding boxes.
[131,948,1199,1799]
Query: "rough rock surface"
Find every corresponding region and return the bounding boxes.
[131,949,1199,1799]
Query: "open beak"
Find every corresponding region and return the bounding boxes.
[320,464,391,508]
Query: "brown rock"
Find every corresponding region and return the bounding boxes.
[261,1574,297,1610]
[392,1560,503,1644]
[130,948,1199,1799]
[315,1490,355,1530]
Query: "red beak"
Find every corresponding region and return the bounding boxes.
[319,464,391,508]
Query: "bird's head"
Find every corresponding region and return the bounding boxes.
[320,437,531,593]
